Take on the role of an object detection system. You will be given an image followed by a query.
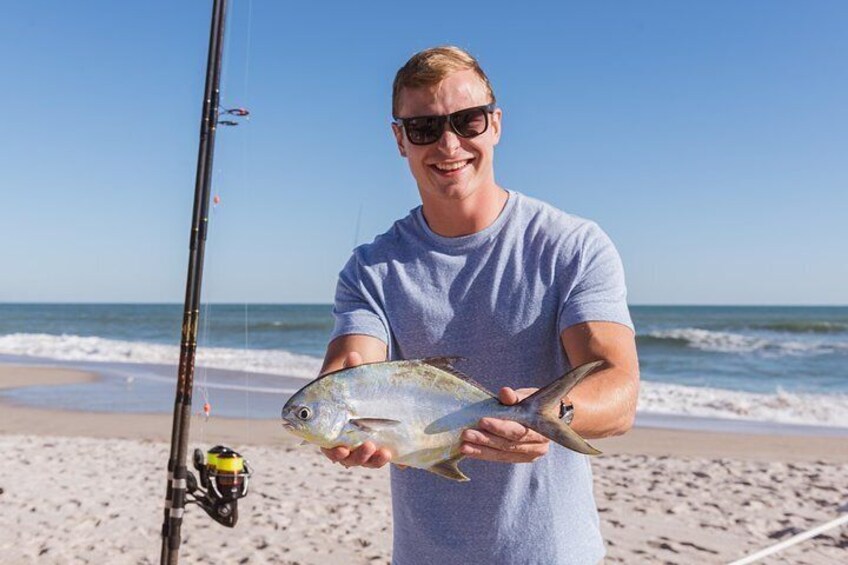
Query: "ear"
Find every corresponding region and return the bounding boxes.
[490,107,502,146]
[392,123,408,157]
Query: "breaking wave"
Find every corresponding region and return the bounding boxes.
[640,328,848,356]
[639,380,848,428]
[0,333,321,380]
[748,321,848,334]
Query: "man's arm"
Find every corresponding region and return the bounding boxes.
[321,333,388,374]
[460,320,639,461]
[559,320,639,438]
[318,334,394,469]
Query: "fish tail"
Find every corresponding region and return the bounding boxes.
[515,360,604,455]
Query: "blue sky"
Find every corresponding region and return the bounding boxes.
[1,1,846,305]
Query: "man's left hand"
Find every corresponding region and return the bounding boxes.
[459,387,550,463]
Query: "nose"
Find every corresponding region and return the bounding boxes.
[437,127,461,153]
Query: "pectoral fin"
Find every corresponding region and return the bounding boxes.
[349,418,402,432]
[427,455,469,482]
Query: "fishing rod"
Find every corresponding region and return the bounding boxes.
[160,1,251,563]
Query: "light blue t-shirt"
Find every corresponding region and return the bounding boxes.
[331,190,633,565]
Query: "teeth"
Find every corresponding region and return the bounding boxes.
[434,160,468,171]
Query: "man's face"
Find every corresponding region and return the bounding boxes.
[392,69,501,204]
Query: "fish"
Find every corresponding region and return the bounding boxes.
[280,357,604,481]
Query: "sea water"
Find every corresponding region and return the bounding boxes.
[1,304,846,431]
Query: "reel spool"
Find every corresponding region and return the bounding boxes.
[186,445,252,527]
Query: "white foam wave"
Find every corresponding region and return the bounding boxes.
[649,328,846,356]
[0,333,321,380]
[639,381,848,427]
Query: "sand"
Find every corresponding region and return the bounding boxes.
[1,364,846,564]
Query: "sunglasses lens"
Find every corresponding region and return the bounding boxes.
[404,116,444,145]
[451,107,488,138]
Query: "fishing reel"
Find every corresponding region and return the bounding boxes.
[185,445,252,527]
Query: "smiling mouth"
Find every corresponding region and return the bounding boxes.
[431,159,471,173]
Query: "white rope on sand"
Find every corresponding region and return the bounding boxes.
[727,513,848,565]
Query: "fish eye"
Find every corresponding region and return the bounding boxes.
[296,406,313,420]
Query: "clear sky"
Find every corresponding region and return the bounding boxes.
[2,1,846,305]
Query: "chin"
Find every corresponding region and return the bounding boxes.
[425,181,478,202]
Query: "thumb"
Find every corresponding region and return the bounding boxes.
[343,351,364,369]
[498,386,520,406]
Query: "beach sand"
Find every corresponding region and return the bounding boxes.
[1,365,846,564]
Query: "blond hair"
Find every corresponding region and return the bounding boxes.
[392,46,496,118]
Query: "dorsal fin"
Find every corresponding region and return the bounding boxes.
[418,357,495,397]
[419,356,465,371]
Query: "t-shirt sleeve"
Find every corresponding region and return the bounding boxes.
[330,254,390,345]
[558,224,634,334]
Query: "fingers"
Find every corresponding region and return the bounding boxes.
[460,443,545,462]
[460,428,549,462]
[321,446,350,462]
[498,386,538,406]
[498,387,520,405]
[477,417,547,443]
[322,442,392,469]
[459,435,548,462]
[462,428,547,452]
[345,441,377,466]
[363,447,393,469]
[343,351,364,369]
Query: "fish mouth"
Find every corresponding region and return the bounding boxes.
[281,418,295,429]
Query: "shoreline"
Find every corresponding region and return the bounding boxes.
[2,363,847,462]
[0,364,292,446]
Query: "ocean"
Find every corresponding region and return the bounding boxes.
[1,304,846,432]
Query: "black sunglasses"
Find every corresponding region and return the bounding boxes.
[393,104,497,145]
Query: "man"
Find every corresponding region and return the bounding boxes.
[319,46,639,565]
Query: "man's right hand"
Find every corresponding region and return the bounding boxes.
[320,351,395,469]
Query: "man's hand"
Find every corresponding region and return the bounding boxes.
[319,351,394,469]
[459,387,550,463]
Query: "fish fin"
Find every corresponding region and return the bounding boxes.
[299,440,309,446]
[517,361,605,456]
[349,418,402,432]
[527,417,601,455]
[522,360,605,409]
[419,357,495,398]
[420,356,466,370]
[427,455,469,482]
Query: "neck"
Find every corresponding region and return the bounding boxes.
[420,184,509,237]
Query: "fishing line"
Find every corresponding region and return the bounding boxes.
[727,511,848,564]
[196,188,225,440]
[234,0,255,444]
[194,0,230,439]
[207,0,257,441]
[198,276,213,444]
